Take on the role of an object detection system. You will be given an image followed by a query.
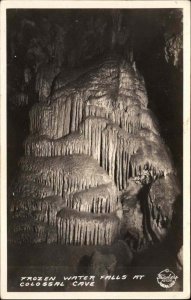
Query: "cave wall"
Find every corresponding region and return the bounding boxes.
[7,9,183,186]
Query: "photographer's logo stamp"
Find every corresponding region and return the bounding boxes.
[157,269,178,289]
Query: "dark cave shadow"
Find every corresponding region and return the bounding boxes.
[77,254,92,275]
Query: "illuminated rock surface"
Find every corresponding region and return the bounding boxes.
[9,57,180,251]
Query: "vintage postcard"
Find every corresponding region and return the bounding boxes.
[1,0,190,299]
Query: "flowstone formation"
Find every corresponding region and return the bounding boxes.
[9,57,180,251]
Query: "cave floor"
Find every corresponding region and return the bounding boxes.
[8,243,182,292]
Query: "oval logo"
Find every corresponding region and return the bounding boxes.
[157,269,178,289]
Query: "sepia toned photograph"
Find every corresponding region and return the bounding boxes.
[1,1,190,299]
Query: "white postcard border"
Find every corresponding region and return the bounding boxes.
[1,1,190,299]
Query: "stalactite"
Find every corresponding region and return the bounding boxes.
[10,57,176,246]
[25,133,89,157]
[84,92,114,118]
[12,178,55,199]
[130,140,174,178]
[111,105,159,135]
[57,208,119,245]
[29,95,84,139]
[101,120,174,188]
[17,92,29,106]
[118,61,148,108]
[8,211,49,244]
[11,195,65,228]
[79,117,110,162]
[29,103,54,137]
[20,155,113,197]
[101,124,140,187]
[67,183,118,213]
[84,104,111,120]
[35,63,60,102]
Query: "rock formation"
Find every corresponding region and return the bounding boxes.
[9,56,180,252]
[164,10,183,70]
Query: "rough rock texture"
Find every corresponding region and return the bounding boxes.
[88,250,117,277]
[164,32,182,69]
[164,10,183,70]
[9,55,180,252]
[176,245,183,270]
[7,9,183,109]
